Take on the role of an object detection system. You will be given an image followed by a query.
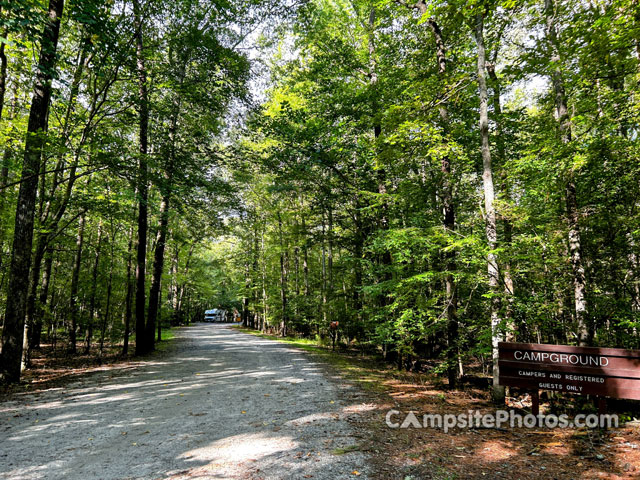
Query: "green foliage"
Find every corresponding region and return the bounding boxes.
[214,0,640,378]
[1,0,639,380]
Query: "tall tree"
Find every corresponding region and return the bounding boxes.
[397,0,461,386]
[472,8,503,401]
[544,0,589,345]
[133,0,150,355]
[0,0,65,383]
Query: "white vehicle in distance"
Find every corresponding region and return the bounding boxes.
[204,309,227,322]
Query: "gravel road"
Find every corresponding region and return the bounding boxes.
[0,324,374,479]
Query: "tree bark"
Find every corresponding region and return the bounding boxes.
[0,83,17,261]
[69,211,86,354]
[301,211,310,299]
[84,220,103,354]
[260,223,267,332]
[168,243,178,323]
[474,12,504,402]
[23,37,99,354]
[146,102,179,350]
[0,19,7,213]
[156,290,162,342]
[100,225,115,355]
[122,223,134,355]
[242,258,250,326]
[487,60,515,335]
[321,209,327,326]
[353,194,364,318]
[328,205,334,317]
[368,8,393,316]
[0,25,7,121]
[31,248,54,349]
[544,0,589,345]
[24,146,84,356]
[418,11,460,388]
[146,193,170,350]
[0,0,65,383]
[251,225,259,329]
[278,210,288,336]
[176,243,195,316]
[133,0,149,355]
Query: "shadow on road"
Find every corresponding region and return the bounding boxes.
[0,324,373,480]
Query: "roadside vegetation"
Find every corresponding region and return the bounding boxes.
[236,324,640,479]
[1,0,639,435]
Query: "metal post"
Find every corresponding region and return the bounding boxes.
[598,397,607,415]
[531,390,540,416]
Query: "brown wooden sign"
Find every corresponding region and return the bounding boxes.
[498,342,640,400]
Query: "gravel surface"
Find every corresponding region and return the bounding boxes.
[0,324,374,479]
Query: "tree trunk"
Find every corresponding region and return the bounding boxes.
[626,233,640,347]
[418,11,460,389]
[328,206,334,320]
[48,255,60,348]
[122,223,134,355]
[146,201,167,339]
[487,60,515,336]
[168,243,178,323]
[177,243,195,315]
[278,211,288,336]
[368,8,392,316]
[32,248,54,349]
[23,239,47,364]
[0,84,16,263]
[474,12,504,402]
[146,192,170,350]
[84,220,103,354]
[156,290,162,342]
[24,148,83,357]
[100,227,115,356]
[0,26,6,122]
[544,0,589,345]
[133,0,149,355]
[69,211,86,354]
[0,0,65,382]
[23,38,95,355]
[0,20,7,220]
[242,257,250,327]
[261,224,268,332]
[42,34,89,221]
[146,91,181,348]
[251,224,259,329]
[353,197,364,316]
[0,146,11,244]
[301,211,310,305]
[321,209,327,326]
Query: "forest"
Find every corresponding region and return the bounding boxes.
[0,0,639,404]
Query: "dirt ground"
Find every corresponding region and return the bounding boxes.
[0,324,373,479]
[335,360,640,479]
[1,325,639,479]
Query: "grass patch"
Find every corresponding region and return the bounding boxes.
[160,328,175,341]
[155,328,176,353]
[130,327,176,354]
[235,326,389,393]
[331,444,361,455]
